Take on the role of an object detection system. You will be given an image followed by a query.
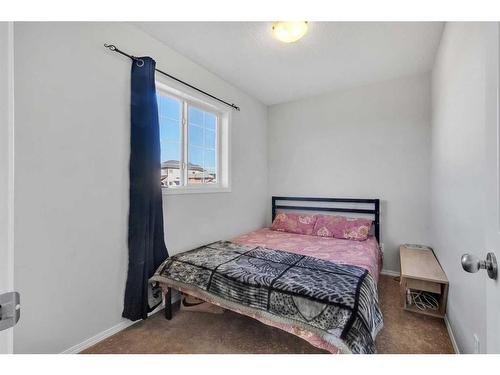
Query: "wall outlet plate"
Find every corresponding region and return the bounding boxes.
[474,334,480,354]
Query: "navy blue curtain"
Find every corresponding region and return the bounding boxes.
[122,57,169,321]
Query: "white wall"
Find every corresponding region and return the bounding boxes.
[268,73,432,272]
[431,22,491,353]
[13,22,268,353]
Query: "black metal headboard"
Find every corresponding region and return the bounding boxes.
[272,196,380,242]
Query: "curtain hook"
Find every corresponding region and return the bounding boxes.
[135,59,144,67]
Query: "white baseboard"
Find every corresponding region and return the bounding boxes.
[444,316,460,354]
[61,318,139,354]
[61,294,180,354]
[380,269,400,277]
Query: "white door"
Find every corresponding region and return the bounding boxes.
[0,21,15,354]
[484,22,500,354]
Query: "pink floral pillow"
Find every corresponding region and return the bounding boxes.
[271,213,317,235]
[312,215,372,241]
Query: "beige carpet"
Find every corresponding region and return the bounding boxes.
[82,275,455,354]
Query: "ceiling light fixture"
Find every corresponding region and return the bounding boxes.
[272,21,308,43]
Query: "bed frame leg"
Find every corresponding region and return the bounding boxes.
[164,287,172,320]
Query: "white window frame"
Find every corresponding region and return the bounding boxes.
[156,80,231,195]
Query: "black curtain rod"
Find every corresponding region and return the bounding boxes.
[104,43,241,111]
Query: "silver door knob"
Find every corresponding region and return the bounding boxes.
[461,252,498,280]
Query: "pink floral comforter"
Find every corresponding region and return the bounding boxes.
[233,228,382,282]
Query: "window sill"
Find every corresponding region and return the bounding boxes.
[162,186,231,195]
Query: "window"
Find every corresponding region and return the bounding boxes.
[187,106,217,185]
[157,82,230,194]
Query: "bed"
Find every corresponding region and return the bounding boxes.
[150,197,383,354]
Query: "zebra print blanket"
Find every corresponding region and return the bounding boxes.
[151,241,383,353]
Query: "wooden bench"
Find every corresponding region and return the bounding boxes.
[399,244,449,318]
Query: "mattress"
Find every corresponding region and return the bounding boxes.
[233,228,382,283]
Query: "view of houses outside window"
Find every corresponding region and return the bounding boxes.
[157,91,217,188]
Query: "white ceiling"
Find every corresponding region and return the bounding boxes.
[134,22,444,105]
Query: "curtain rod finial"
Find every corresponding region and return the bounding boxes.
[104,43,116,51]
